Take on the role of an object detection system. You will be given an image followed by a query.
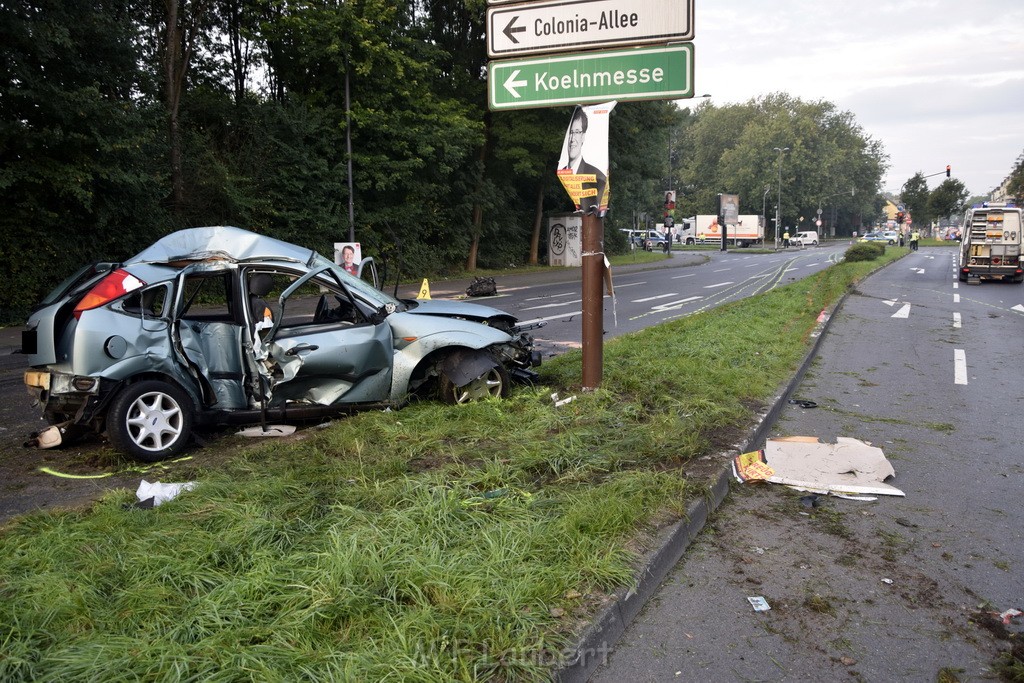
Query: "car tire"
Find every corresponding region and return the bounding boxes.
[107,380,194,462]
[439,358,510,404]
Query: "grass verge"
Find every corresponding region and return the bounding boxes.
[0,249,902,682]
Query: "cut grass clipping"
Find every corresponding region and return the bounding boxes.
[0,249,901,682]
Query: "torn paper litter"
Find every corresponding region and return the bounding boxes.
[733,436,904,497]
[136,480,197,506]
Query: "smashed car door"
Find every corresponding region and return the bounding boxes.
[172,266,250,410]
[245,266,394,406]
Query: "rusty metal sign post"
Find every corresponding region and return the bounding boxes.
[581,211,604,388]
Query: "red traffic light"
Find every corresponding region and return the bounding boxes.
[946,164,951,177]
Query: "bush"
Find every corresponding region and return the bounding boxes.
[845,241,885,262]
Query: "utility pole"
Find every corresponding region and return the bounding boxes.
[581,211,603,389]
[774,147,790,249]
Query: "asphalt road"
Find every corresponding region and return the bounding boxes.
[591,245,1024,681]
[479,244,846,356]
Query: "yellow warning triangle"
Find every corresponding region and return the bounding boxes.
[417,278,431,299]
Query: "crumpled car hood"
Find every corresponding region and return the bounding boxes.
[405,298,513,321]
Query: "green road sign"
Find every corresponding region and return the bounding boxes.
[488,44,693,111]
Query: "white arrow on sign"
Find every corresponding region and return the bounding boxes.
[503,69,527,98]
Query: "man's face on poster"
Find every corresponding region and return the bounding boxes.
[343,246,354,264]
[568,120,585,164]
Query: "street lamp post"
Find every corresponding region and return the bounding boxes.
[774,147,790,249]
[762,185,771,243]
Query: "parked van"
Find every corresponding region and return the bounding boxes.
[793,231,819,247]
[620,229,668,251]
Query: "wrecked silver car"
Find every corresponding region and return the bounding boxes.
[22,227,540,461]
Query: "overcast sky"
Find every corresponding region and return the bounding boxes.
[689,0,1024,197]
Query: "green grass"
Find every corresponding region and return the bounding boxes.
[0,249,903,682]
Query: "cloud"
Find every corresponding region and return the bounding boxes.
[689,0,1024,195]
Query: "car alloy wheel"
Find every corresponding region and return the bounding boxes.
[440,362,510,404]
[108,380,194,462]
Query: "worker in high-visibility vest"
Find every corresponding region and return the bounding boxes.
[782,230,790,248]
[910,229,920,251]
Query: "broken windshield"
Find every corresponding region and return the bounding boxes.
[309,252,405,312]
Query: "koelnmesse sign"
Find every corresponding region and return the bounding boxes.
[487,44,693,111]
[487,0,694,58]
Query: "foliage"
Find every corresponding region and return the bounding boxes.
[1006,158,1024,203]
[674,94,887,239]
[899,172,931,225]
[0,2,900,324]
[928,178,969,222]
[844,241,885,261]
[0,0,168,319]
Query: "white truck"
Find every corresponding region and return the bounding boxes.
[681,215,764,247]
[958,202,1023,283]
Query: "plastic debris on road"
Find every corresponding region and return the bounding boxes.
[747,596,771,612]
[732,436,904,498]
[135,480,197,507]
[551,392,577,407]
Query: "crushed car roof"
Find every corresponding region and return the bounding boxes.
[124,226,315,266]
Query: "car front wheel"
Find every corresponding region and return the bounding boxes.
[107,380,194,462]
[439,360,510,404]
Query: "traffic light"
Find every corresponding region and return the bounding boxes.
[896,211,905,225]
[946,165,951,178]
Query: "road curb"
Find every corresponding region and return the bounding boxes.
[554,290,851,683]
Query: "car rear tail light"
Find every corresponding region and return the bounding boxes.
[73,269,145,319]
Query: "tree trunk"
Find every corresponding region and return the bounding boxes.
[465,119,490,272]
[466,203,481,271]
[528,180,545,264]
[164,0,183,212]
[162,0,211,215]
[225,0,248,105]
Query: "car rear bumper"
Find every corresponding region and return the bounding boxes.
[25,369,110,423]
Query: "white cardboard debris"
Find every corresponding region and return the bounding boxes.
[236,425,297,438]
[747,596,771,612]
[733,436,904,497]
[136,480,197,506]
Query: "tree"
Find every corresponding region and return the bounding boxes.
[1006,158,1024,202]
[674,94,886,235]
[0,0,167,319]
[158,0,215,214]
[490,107,566,264]
[899,172,930,226]
[928,178,969,223]
[606,101,682,237]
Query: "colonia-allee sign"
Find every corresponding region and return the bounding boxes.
[534,10,640,36]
